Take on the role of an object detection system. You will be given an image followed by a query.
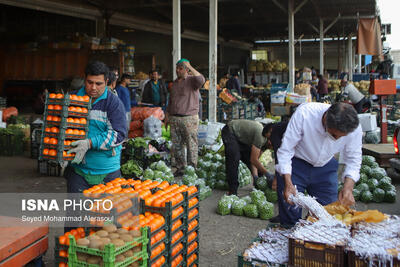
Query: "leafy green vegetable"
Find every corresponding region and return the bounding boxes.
[257,201,274,220]
[356,183,369,192]
[243,204,258,218]
[366,179,379,190]
[206,178,216,189]
[143,168,154,179]
[231,200,246,216]
[255,176,268,191]
[384,190,396,203]
[121,160,143,177]
[250,189,266,205]
[372,188,385,202]
[362,155,376,166]
[353,188,360,201]
[241,196,252,204]
[183,174,198,186]
[217,197,231,215]
[360,165,372,176]
[360,190,373,203]
[199,186,212,201]
[370,168,386,180]
[185,165,197,176]
[359,173,368,184]
[264,188,278,203]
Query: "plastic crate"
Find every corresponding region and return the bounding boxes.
[37,160,61,176]
[270,83,289,95]
[288,238,345,267]
[0,131,24,156]
[68,227,148,267]
[347,250,400,267]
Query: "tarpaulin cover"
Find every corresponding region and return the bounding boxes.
[357,18,382,56]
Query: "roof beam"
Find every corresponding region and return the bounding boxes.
[294,0,308,15]
[0,0,252,49]
[324,13,340,34]
[271,0,286,14]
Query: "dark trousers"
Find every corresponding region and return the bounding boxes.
[65,166,121,193]
[221,125,252,193]
[64,167,121,232]
[354,97,370,113]
[276,157,338,226]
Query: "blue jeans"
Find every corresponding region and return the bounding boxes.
[65,166,121,193]
[277,157,338,226]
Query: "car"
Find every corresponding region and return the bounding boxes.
[387,126,400,181]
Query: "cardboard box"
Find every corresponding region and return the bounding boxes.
[358,113,377,132]
[271,104,291,116]
[369,79,396,95]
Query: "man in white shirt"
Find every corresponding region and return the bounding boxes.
[276,102,362,226]
[341,79,370,113]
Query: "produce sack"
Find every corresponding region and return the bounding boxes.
[129,120,143,131]
[143,116,162,139]
[128,129,144,138]
[198,124,208,146]
[130,107,164,121]
[205,122,225,145]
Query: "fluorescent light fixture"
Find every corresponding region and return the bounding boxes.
[255,36,357,43]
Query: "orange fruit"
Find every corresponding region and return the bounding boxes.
[45,127,51,132]
[81,108,88,113]
[67,118,74,123]
[51,127,59,133]
[54,105,62,110]
[75,107,82,113]
[53,116,61,122]
[79,118,87,124]
[66,129,73,134]
[70,95,78,100]
[49,149,57,156]
[73,118,80,124]
[50,138,58,145]
[73,129,80,135]
[44,137,50,144]
[68,106,76,112]
[56,93,64,99]
[83,95,90,102]
[43,149,49,155]
[49,93,56,99]
[78,96,84,102]
[46,115,52,121]
[79,130,85,136]
[48,105,54,110]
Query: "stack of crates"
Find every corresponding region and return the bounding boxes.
[68,227,149,267]
[217,102,241,123]
[0,97,6,109]
[200,89,209,121]
[141,187,200,267]
[38,92,90,175]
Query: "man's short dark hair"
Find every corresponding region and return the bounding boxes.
[326,103,359,133]
[107,71,116,86]
[151,70,158,74]
[120,74,131,81]
[262,123,274,137]
[85,61,109,80]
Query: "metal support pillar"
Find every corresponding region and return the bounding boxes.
[380,96,388,143]
[288,0,295,91]
[172,0,181,80]
[209,0,218,122]
[348,35,353,80]
[358,54,362,73]
[319,18,324,76]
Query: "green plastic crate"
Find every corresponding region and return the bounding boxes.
[68,227,148,267]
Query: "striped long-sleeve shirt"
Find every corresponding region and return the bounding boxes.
[72,87,127,175]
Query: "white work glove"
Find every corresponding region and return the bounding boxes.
[68,139,91,164]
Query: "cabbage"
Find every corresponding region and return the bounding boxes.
[205,153,214,161]
[156,161,168,172]
[197,159,205,169]
[216,171,226,181]
[243,204,258,218]
[197,169,207,179]
[241,196,252,204]
[231,200,246,216]
[149,162,158,170]
[217,195,236,215]
[250,189,266,205]
[194,179,206,189]
[199,186,212,201]
[264,188,278,203]
[143,168,154,180]
[206,179,216,189]
[183,174,197,185]
[153,171,164,180]
[255,176,268,191]
[213,154,222,162]
[185,166,197,176]
[258,201,274,220]
[216,180,229,190]
[210,163,219,172]
[207,171,217,180]
[203,162,212,172]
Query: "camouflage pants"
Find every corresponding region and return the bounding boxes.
[170,115,199,171]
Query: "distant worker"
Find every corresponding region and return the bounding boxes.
[341,78,370,113]
[115,74,132,130]
[226,73,242,96]
[142,70,168,107]
[317,74,329,101]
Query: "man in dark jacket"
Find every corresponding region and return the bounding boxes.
[142,70,168,107]
[317,74,328,101]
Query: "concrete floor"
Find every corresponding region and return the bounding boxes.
[0,155,399,267]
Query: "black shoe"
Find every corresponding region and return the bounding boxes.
[269,215,280,223]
